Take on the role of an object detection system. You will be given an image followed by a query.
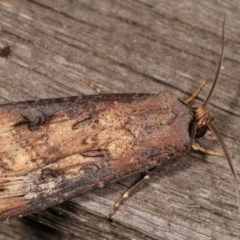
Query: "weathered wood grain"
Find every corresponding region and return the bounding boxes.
[0,0,240,239]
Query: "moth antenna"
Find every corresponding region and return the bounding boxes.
[195,15,240,219]
[207,123,240,218]
[202,15,225,107]
[207,123,236,180]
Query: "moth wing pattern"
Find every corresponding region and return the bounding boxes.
[0,92,193,220]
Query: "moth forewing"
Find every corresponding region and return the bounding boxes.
[0,92,193,220]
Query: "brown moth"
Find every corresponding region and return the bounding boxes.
[0,19,237,221]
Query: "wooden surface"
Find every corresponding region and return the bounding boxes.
[0,1,240,239]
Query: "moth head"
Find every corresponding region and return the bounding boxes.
[192,105,213,138]
[190,16,240,219]
[191,15,224,142]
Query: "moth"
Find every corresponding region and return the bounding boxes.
[0,20,237,221]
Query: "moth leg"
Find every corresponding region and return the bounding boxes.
[107,168,158,220]
[192,142,223,157]
[184,80,206,105]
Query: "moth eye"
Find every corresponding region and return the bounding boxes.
[196,126,207,138]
